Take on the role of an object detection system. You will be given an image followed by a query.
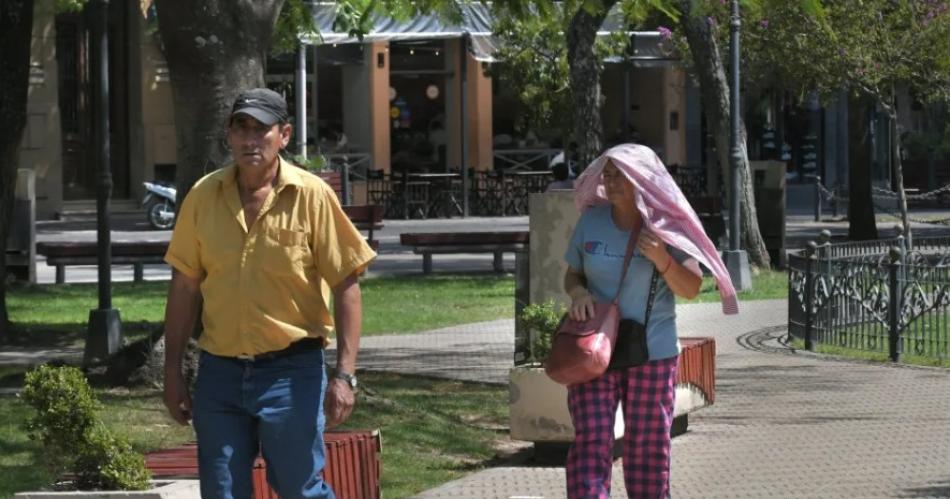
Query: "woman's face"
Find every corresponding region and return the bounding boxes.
[603,161,635,206]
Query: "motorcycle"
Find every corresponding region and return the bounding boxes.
[142,181,177,230]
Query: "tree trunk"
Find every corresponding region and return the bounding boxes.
[847,95,878,240]
[566,1,616,170]
[885,100,911,247]
[154,0,285,200]
[678,1,771,268]
[0,0,35,341]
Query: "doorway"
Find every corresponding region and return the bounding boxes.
[55,4,130,201]
[389,41,448,173]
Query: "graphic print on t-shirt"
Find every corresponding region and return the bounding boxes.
[584,241,603,255]
[585,239,627,260]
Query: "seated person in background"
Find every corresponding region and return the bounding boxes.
[546,162,575,191]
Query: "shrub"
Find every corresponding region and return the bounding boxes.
[20,365,151,490]
[519,300,565,363]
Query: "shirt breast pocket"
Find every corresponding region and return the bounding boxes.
[263,226,313,274]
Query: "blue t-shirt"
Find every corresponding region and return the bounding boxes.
[564,205,686,361]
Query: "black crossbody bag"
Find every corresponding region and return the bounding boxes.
[607,267,659,370]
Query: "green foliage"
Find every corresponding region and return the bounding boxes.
[742,0,950,106]
[19,365,150,491]
[34,0,86,17]
[489,8,574,138]
[904,123,950,160]
[489,2,636,139]
[72,429,151,490]
[519,300,565,362]
[290,153,328,172]
[273,0,320,55]
[20,366,100,464]
[54,0,84,11]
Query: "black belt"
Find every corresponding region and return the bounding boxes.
[233,337,324,362]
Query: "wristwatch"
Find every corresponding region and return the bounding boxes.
[334,371,358,391]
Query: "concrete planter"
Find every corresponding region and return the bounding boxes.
[14,480,199,499]
[509,366,626,442]
[509,365,713,443]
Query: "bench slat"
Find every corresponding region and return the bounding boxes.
[400,231,529,246]
[37,241,168,258]
[411,244,526,255]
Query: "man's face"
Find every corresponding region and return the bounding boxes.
[227,114,292,170]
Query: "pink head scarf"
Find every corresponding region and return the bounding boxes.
[574,143,739,315]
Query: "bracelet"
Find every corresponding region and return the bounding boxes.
[659,255,673,274]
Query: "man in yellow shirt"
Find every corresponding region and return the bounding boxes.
[162,88,375,499]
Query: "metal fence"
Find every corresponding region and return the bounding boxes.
[788,234,950,362]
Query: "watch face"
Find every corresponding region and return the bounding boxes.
[337,372,357,389]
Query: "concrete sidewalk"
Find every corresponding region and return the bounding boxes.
[410,300,950,499]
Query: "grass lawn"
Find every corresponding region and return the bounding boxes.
[693,269,787,303]
[790,338,950,368]
[4,275,515,347]
[0,371,507,498]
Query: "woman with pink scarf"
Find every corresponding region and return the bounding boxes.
[563,144,737,498]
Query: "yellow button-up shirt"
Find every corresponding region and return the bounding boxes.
[164,157,376,357]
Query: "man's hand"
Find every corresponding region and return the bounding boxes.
[324,377,355,429]
[162,269,201,426]
[163,370,192,425]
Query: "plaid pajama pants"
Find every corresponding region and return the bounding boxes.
[565,357,678,499]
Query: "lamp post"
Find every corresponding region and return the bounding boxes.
[295,41,307,159]
[85,0,122,364]
[724,0,752,290]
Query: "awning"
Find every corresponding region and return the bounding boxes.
[301,2,676,66]
[302,2,499,62]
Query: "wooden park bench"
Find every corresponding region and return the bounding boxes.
[36,240,169,284]
[317,170,345,202]
[341,204,384,251]
[399,231,529,274]
[35,206,382,283]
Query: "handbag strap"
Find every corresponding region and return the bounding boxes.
[612,230,661,326]
[643,267,659,326]
[611,231,638,304]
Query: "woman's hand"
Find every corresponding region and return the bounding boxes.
[637,230,672,272]
[568,289,595,322]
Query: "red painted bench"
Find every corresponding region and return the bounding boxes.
[316,171,344,201]
[144,430,381,499]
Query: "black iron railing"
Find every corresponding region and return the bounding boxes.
[367,170,553,219]
[788,232,950,362]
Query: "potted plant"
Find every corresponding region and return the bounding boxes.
[509,301,574,443]
[15,365,198,498]
[508,301,633,445]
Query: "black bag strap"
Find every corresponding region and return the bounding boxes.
[611,231,638,304]
[643,267,660,326]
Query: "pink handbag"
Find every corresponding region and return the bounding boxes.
[544,233,637,385]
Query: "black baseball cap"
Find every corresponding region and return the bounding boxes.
[230,88,289,126]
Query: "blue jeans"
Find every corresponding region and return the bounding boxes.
[193,349,334,499]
